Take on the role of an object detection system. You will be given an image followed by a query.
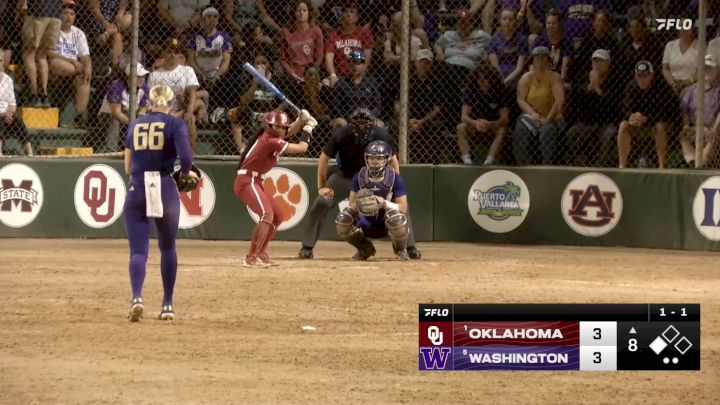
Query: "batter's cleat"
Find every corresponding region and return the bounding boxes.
[407,246,422,260]
[395,249,410,260]
[243,255,270,268]
[128,297,144,322]
[258,252,279,267]
[298,246,314,259]
[352,245,376,261]
[157,305,175,321]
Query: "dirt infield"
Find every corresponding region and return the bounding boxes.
[0,239,718,404]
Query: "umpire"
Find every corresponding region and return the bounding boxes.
[298,109,421,259]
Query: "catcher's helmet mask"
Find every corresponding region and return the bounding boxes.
[364,140,391,180]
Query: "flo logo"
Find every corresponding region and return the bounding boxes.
[179,168,215,229]
[562,173,622,237]
[467,170,530,233]
[247,167,308,231]
[692,176,720,240]
[74,165,126,228]
[0,163,44,228]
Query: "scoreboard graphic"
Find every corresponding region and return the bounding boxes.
[418,304,700,371]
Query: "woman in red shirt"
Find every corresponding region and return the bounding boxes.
[280,1,324,83]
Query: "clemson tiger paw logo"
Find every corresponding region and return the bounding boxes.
[247,168,309,231]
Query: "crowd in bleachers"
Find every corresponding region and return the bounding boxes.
[0,0,719,167]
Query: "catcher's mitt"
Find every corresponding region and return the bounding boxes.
[172,164,202,192]
[356,188,382,216]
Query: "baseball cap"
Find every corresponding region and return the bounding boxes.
[635,60,654,75]
[531,46,550,56]
[705,54,718,67]
[202,7,219,17]
[348,50,365,62]
[126,62,149,76]
[416,49,433,62]
[592,49,611,61]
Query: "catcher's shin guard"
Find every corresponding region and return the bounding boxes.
[385,209,409,253]
[335,207,359,238]
[346,228,376,260]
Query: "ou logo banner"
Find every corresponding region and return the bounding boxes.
[74,164,126,228]
[179,168,216,229]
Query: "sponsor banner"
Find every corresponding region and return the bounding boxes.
[179,169,216,229]
[693,176,720,241]
[453,321,579,346]
[0,163,44,228]
[454,346,580,371]
[247,167,309,231]
[74,164,126,228]
[467,170,530,233]
[562,173,623,237]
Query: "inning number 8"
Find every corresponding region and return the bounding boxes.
[133,122,165,150]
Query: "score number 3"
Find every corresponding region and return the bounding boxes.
[134,122,165,150]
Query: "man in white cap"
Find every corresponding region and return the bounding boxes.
[98,62,150,152]
[679,54,720,167]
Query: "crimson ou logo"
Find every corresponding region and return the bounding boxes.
[74,165,126,228]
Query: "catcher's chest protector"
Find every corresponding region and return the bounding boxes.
[358,167,395,201]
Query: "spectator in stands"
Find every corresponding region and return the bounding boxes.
[234,54,277,150]
[334,50,382,122]
[503,0,545,46]
[487,9,528,86]
[618,61,677,169]
[467,0,496,34]
[158,0,210,41]
[534,9,572,82]
[324,2,374,88]
[89,0,131,67]
[434,10,491,72]
[280,0,323,100]
[383,11,422,66]
[662,23,699,96]
[187,7,232,109]
[558,0,612,47]
[0,52,33,156]
[223,0,282,39]
[98,63,149,152]
[709,34,720,66]
[148,38,203,151]
[623,12,663,75]
[49,2,91,127]
[513,46,565,165]
[570,10,622,89]
[300,64,334,150]
[0,1,16,70]
[457,60,511,165]
[21,0,63,108]
[679,54,720,168]
[565,49,621,167]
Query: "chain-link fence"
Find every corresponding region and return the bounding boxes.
[1,0,718,168]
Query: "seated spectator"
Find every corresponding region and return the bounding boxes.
[502,0,545,46]
[98,63,150,152]
[467,0,496,34]
[187,7,233,109]
[148,38,204,151]
[22,0,63,107]
[434,10,491,72]
[324,2,374,88]
[234,54,277,150]
[558,0,612,48]
[49,2,91,127]
[709,33,720,66]
[280,0,323,99]
[334,50,382,122]
[662,25,699,96]
[570,10,622,89]
[223,0,280,40]
[301,64,333,123]
[487,9,528,86]
[623,13,663,76]
[89,0,131,67]
[383,11,422,66]
[0,53,33,156]
[0,1,16,70]
[679,54,720,168]
[158,0,210,41]
[513,46,566,165]
[565,49,621,167]
[534,9,572,82]
[457,60,511,165]
[618,61,677,169]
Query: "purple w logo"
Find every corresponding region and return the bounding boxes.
[419,348,452,370]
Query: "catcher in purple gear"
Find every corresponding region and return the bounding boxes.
[335,140,412,260]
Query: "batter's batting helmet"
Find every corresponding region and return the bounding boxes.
[263,110,290,128]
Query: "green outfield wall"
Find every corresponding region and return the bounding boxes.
[1,158,719,251]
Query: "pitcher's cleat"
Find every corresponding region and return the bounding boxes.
[395,249,410,260]
[257,253,279,267]
[298,246,314,259]
[128,297,144,322]
[243,255,269,268]
[158,305,175,321]
[407,246,422,260]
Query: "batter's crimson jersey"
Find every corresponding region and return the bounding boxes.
[239,132,289,174]
[325,26,374,77]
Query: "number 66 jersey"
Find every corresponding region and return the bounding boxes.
[125,111,193,178]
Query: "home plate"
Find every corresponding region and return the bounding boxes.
[301,325,317,332]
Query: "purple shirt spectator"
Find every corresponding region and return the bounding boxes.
[487,32,528,77]
[534,33,573,74]
[99,79,149,114]
[681,81,720,128]
[559,0,612,43]
[188,30,233,75]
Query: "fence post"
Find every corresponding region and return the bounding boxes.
[399,0,410,164]
[695,0,707,168]
[128,0,140,121]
